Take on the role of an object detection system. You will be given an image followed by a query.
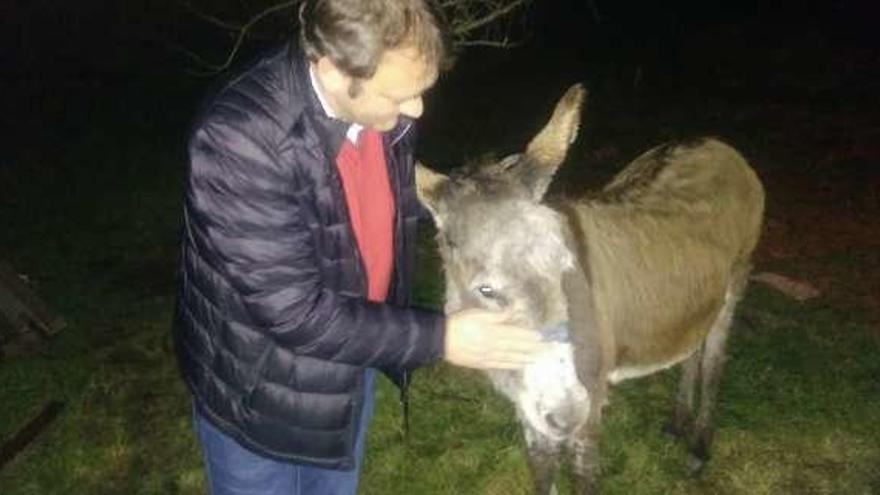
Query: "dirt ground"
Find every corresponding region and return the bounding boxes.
[653,23,878,328]
[737,35,880,328]
[757,146,880,324]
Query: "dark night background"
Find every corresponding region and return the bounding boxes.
[1,1,879,492]
[3,1,878,150]
[3,0,877,304]
[2,0,878,164]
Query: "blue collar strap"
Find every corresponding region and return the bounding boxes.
[540,322,570,343]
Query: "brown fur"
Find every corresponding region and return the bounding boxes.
[578,138,763,375]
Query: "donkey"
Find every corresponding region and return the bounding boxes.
[416,84,764,494]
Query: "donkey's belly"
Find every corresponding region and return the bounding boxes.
[607,341,702,384]
[492,343,591,440]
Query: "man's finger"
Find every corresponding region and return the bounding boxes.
[497,339,553,355]
[498,328,546,343]
[487,347,548,365]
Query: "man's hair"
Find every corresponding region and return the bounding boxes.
[299,0,453,79]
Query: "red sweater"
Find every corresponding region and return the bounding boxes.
[335,129,395,303]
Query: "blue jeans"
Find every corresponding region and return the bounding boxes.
[193,370,376,495]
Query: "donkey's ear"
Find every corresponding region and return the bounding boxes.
[521,84,587,200]
[415,161,449,224]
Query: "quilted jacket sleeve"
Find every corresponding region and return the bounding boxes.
[186,105,445,370]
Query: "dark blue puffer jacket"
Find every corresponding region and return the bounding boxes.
[173,41,445,469]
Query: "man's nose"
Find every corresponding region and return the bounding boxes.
[399,96,424,119]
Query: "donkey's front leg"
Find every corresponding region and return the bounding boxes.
[523,424,562,495]
[571,413,601,495]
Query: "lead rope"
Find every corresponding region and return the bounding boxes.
[400,370,410,440]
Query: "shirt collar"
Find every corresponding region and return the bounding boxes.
[308,64,363,144]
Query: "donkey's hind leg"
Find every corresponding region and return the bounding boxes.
[523,425,563,495]
[665,346,702,440]
[688,264,751,473]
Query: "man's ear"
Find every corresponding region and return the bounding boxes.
[314,56,351,99]
[415,161,449,226]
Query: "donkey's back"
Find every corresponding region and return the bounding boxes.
[569,138,764,383]
[598,138,763,252]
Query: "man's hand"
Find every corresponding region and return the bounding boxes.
[444,308,551,370]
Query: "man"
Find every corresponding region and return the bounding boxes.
[173,1,548,493]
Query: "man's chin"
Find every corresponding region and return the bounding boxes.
[372,119,398,132]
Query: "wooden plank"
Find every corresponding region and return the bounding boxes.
[0,401,64,471]
[0,260,65,338]
[0,280,29,335]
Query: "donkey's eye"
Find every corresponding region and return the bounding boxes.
[477,285,496,298]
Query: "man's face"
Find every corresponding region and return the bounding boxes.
[323,46,438,132]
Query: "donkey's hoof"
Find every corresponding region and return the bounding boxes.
[686,454,706,477]
[662,421,684,440]
[686,439,711,477]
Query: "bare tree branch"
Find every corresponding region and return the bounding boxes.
[457,38,520,48]
[192,0,298,74]
[181,1,245,33]
[450,0,530,37]
[153,36,240,77]
[177,0,532,75]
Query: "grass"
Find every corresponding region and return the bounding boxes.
[2,228,878,495]
[2,24,880,495]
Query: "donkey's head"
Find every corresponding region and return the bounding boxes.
[417,84,587,329]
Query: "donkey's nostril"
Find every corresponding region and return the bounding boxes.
[545,413,561,430]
